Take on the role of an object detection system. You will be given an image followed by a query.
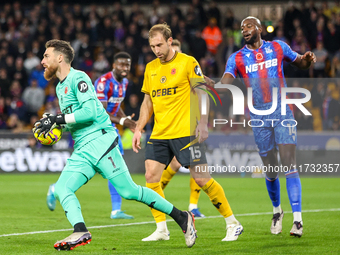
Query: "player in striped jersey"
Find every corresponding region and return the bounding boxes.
[220,16,316,237]
[94,52,135,219]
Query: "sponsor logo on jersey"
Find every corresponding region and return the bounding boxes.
[194,65,202,76]
[78,81,88,93]
[62,105,73,114]
[245,58,278,73]
[160,76,167,83]
[108,97,124,103]
[152,87,178,97]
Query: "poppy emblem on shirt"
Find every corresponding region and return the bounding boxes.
[119,86,123,96]
[171,68,176,75]
[65,87,68,94]
[256,53,263,61]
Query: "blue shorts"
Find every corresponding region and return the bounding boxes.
[114,127,124,155]
[250,105,297,157]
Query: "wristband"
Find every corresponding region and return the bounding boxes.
[55,114,66,125]
[119,117,127,125]
[64,113,76,124]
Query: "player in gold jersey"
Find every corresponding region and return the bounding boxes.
[160,39,205,218]
[132,23,243,242]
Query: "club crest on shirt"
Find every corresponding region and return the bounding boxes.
[160,76,167,83]
[256,53,263,61]
[194,65,202,76]
[265,47,273,54]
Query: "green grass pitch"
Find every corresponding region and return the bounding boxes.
[0,174,339,254]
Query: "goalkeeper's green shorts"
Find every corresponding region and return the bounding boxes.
[63,130,129,181]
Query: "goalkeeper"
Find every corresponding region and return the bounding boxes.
[34,39,197,251]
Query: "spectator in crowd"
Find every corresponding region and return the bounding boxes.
[291,28,310,54]
[207,1,221,27]
[312,41,328,77]
[223,36,239,64]
[227,21,243,48]
[324,21,340,59]
[0,68,11,98]
[224,8,235,29]
[202,17,222,55]
[6,80,26,121]
[284,1,303,41]
[5,55,16,78]
[124,94,141,122]
[273,28,288,43]
[0,97,7,129]
[190,30,207,62]
[22,78,45,119]
[23,51,40,74]
[13,57,28,88]
[322,87,340,130]
[29,64,48,89]
[331,51,340,77]
[93,52,110,75]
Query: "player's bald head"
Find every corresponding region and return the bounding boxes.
[241,16,261,29]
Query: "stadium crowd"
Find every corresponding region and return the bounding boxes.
[0,0,340,134]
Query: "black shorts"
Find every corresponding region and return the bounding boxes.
[145,136,207,168]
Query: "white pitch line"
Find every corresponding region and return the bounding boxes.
[1,208,339,238]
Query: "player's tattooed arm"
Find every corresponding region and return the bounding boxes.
[292,51,317,69]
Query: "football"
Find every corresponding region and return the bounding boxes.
[34,126,63,146]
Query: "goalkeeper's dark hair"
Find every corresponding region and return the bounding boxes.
[114,52,131,62]
[149,23,172,41]
[45,39,75,64]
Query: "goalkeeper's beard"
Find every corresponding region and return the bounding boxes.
[44,63,58,81]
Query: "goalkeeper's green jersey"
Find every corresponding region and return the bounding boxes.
[56,67,115,149]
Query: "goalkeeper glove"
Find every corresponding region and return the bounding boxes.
[34,113,66,138]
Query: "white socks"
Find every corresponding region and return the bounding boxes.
[273,205,282,214]
[293,212,302,223]
[225,214,238,225]
[156,221,168,232]
[111,210,120,215]
[188,203,198,211]
[273,206,303,224]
